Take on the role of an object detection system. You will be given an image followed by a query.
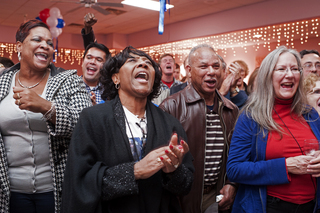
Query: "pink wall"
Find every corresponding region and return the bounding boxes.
[127,0,320,48]
[1,0,320,76]
[1,0,319,50]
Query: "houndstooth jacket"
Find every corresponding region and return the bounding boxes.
[0,63,92,213]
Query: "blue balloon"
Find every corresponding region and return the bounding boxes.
[35,16,42,21]
[56,18,65,28]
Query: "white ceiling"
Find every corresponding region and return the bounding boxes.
[0,0,267,35]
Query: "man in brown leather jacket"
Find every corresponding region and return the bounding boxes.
[160,44,239,213]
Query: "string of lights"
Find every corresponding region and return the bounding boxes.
[0,17,318,66]
[139,17,319,62]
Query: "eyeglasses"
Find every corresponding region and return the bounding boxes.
[303,62,320,71]
[274,67,301,74]
[308,88,320,95]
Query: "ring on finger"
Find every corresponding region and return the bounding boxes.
[17,93,20,99]
[173,163,179,168]
[17,99,21,105]
[157,157,162,163]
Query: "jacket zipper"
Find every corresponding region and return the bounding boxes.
[200,102,207,212]
[219,103,228,186]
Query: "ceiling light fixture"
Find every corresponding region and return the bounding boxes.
[121,0,174,11]
[253,34,262,38]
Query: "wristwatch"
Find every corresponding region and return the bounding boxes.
[231,86,240,94]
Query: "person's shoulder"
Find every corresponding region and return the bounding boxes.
[81,100,112,118]
[151,102,183,125]
[170,82,187,94]
[57,69,77,76]
[236,110,257,128]
[160,89,183,109]
[219,91,239,111]
[304,107,320,121]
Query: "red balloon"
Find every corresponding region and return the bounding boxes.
[39,8,50,23]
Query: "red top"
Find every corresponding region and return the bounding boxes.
[162,79,174,88]
[266,98,317,204]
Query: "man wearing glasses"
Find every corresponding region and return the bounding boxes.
[300,49,320,76]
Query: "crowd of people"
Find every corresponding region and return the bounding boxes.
[0,13,320,213]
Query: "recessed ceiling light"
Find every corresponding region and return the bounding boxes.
[121,0,174,11]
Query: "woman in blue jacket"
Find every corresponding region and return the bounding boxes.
[227,46,320,213]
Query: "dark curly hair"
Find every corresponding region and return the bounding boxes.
[100,46,161,101]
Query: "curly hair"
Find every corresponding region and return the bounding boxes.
[100,46,161,101]
[303,73,320,94]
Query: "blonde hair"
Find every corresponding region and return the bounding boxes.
[232,60,249,77]
[242,46,310,136]
[303,73,320,94]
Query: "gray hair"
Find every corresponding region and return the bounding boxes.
[217,54,226,71]
[188,44,216,66]
[242,46,310,136]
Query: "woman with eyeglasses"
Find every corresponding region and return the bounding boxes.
[304,73,320,115]
[227,46,320,213]
[61,46,194,213]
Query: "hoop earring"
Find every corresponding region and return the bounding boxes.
[115,83,120,90]
[18,52,21,61]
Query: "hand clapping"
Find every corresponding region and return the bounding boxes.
[133,133,189,180]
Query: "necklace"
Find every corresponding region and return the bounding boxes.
[273,107,316,191]
[273,108,303,153]
[17,70,47,89]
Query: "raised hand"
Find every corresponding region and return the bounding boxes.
[84,13,97,34]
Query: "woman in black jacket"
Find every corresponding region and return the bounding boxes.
[61,46,194,213]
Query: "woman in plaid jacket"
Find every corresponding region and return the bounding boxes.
[0,20,92,213]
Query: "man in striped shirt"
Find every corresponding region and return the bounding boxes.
[160,44,239,213]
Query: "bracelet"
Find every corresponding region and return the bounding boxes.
[42,102,56,121]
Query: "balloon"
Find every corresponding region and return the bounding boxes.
[50,7,61,18]
[50,27,60,38]
[35,16,41,21]
[46,16,58,28]
[58,28,63,36]
[39,8,50,23]
[56,18,65,28]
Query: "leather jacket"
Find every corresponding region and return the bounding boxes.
[160,84,239,213]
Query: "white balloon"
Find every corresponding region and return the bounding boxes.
[50,7,61,18]
[50,27,60,38]
[47,16,58,28]
[58,28,63,36]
